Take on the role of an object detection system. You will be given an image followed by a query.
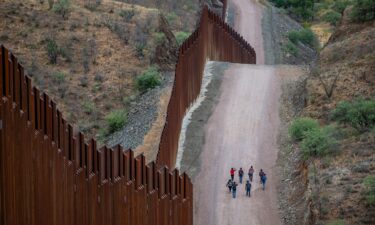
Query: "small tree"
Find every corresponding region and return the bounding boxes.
[46,38,59,64]
[53,0,71,19]
[289,117,319,141]
[300,126,338,159]
[331,99,375,131]
[350,0,375,22]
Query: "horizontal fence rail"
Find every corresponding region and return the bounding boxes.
[156,6,256,168]
[0,45,192,225]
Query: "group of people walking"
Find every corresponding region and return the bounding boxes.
[226,166,267,198]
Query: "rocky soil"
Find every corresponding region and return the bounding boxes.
[107,72,174,150]
[276,7,375,225]
[261,3,317,65]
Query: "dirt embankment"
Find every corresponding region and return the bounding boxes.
[276,7,375,225]
[0,0,179,144]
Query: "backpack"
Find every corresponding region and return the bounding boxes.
[227,180,233,187]
[239,170,244,176]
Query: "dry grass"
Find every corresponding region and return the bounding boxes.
[0,0,165,139]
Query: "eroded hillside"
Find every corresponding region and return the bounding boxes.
[0,0,184,144]
[277,2,375,225]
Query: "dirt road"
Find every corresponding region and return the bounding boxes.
[192,0,284,224]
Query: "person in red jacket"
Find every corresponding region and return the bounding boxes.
[230,168,236,181]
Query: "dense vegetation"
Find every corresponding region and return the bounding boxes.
[331,98,375,132]
[289,99,374,160]
[136,66,162,92]
[270,0,375,23]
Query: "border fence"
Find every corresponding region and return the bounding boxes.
[0,4,255,225]
[156,6,256,168]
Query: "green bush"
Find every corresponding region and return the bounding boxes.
[288,28,319,48]
[136,66,161,92]
[325,219,346,225]
[284,41,299,56]
[166,12,178,26]
[350,0,375,22]
[332,0,353,14]
[331,99,375,131]
[135,43,146,58]
[289,117,319,141]
[154,32,166,45]
[270,0,314,20]
[105,109,127,134]
[363,175,375,206]
[119,8,135,22]
[175,31,190,46]
[83,101,95,115]
[323,10,342,25]
[52,71,66,83]
[53,0,71,19]
[46,38,59,64]
[301,126,338,159]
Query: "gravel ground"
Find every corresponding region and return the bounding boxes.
[106,73,174,149]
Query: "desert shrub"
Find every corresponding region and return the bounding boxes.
[84,0,101,10]
[270,0,314,20]
[45,38,61,64]
[331,99,375,131]
[82,48,90,73]
[59,47,72,62]
[135,43,146,58]
[52,71,66,83]
[79,76,88,87]
[300,126,338,159]
[53,0,71,19]
[350,0,375,22]
[175,31,190,45]
[48,0,54,9]
[325,220,346,225]
[363,175,375,206]
[166,12,178,26]
[94,73,104,82]
[154,32,166,45]
[332,0,353,14]
[83,101,95,114]
[323,10,342,25]
[288,28,319,48]
[289,117,319,141]
[119,8,135,22]
[106,109,127,134]
[136,66,161,92]
[283,41,298,56]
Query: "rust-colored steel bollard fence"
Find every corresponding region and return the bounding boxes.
[156,6,256,168]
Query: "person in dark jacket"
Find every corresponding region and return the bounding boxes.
[259,169,267,191]
[232,181,238,198]
[238,168,244,184]
[245,180,252,197]
[248,165,254,182]
[226,179,233,193]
